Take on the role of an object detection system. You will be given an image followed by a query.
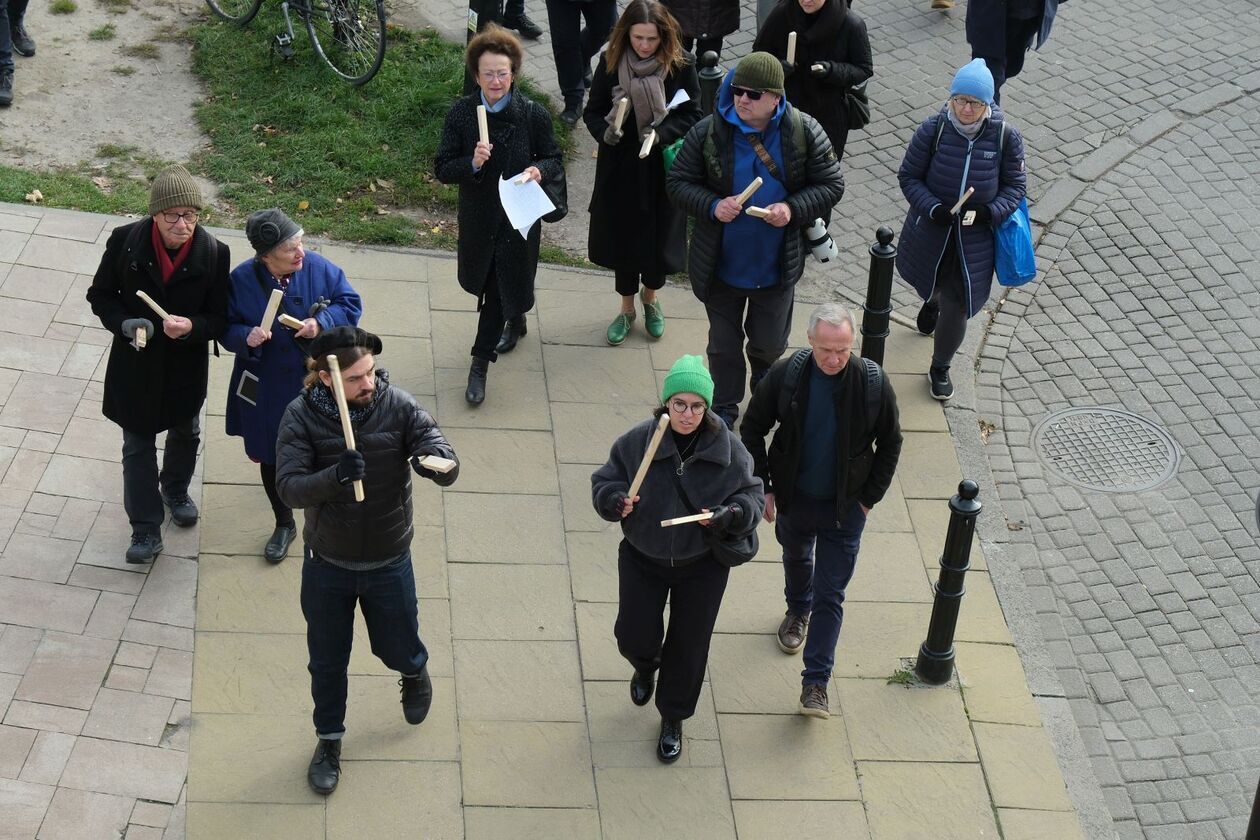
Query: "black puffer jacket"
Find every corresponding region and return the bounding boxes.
[665,77,844,301]
[275,374,458,568]
[740,353,901,517]
[591,415,764,566]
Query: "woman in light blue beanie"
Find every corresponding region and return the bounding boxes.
[893,57,1027,401]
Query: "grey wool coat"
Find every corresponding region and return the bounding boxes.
[434,90,564,320]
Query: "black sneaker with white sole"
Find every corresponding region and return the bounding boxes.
[928,366,953,401]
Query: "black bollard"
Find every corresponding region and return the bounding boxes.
[860,226,896,367]
[463,0,504,94]
[915,480,981,685]
[698,50,722,115]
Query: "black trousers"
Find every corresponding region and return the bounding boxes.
[615,269,665,298]
[259,462,295,528]
[929,234,969,369]
[472,261,504,362]
[121,416,200,536]
[544,0,615,106]
[704,280,795,417]
[681,35,723,61]
[614,541,730,720]
[973,15,1040,105]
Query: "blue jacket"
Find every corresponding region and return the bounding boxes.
[222,251,362,463]
[895,108,1026,318]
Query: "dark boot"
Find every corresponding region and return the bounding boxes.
[0,71,12,108]
[657,718,682,763]
[629,669,654,706]
[465,358,488,405]
[495,316,527,354]
[399,666,433,725]
[307,738,341,795]
[502,13,542,39]
[10,25,35,57]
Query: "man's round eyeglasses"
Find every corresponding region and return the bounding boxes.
[161,211,200,225]
[668,399,707,415]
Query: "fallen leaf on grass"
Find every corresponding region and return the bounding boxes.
[297,200,310,211]
[24,189,43,203]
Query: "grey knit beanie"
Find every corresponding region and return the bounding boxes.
[246,208,303,256]
[149,165,203,215]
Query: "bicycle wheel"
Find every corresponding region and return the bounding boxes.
[205,0,264,25]
[305,0,387,86]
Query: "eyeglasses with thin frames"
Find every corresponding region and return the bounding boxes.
[479,70,512,82]
[668,399,707,415]
[161,211,200,225]
[950,96,985,110]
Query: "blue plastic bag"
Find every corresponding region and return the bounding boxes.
[995,198,1036,287]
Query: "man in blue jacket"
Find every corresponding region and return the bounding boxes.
[667,52,844,429]
[966,0,1066,104]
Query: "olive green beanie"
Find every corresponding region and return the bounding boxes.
[661,355,714,406]
[149,165,203,215]
[733,51,785,96]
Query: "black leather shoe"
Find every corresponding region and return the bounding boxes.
[307,738,341,795]
[163,493,199,527]
[502,13,542,39]
[465,358,488,405]
[263,524,297,564]
[630,669,654,706]
[560,102,582,128]
[125,533,163,565]
[495,316,527,354]
[10,25,35,58]
[657,718,682,763]
[399,666,432,725]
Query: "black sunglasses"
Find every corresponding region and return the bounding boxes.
[730,85,766,101]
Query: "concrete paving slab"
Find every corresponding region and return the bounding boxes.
[595,766,736,840]
[81,687,174,748]
[857,761,999,840]
[718,712,860,801]
[444,492,566,564]
[836,677,978,762]
[543,344,658,405]
[191,632,308,715]
[186,714,313,804]
[713,560,786,634]
[956,642,1043,727]
[448,563,575,641]
[18,730,76,786]
[574,601,624,681]
[434,367,552,430]
[381,335,436,398]
[464,806,601,840]
[846,532,934,603]
[997,808,1087,840]
[551,402,657,465]
[440,428,558,494]
[195,555,304,635]
[454,639,584,721]
[557,462,610,532]
[973,721,1076,812]
[460,720,596,807]
[708,632,805,715]
[352,277,430,338]
[326,760,463,839]
[185,802,325,840]
[15,631,114,710]
[341,675,458,761]
[834,602,929,679]
[731,800,871,840]
[58,737,185,804]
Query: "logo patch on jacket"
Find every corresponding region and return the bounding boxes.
[981,151,997,159]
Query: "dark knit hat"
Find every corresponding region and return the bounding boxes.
[309,326,383,359]
[733,51,785,96]
[246,208,303,256]
[149,165,203,215]
[661,355,714,406]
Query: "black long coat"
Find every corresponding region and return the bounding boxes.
[753,0,872,156]
[582,59,702,278]
[87,219,230,435]
[661,0,740,40]
[434,91,564,320]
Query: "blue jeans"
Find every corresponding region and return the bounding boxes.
[300,548,429,738]
[777,495,866,685]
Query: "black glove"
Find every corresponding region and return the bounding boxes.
[411,453,459,487]
[706,503,742,534]
[121,317,155,340]
[928,204,954,227]
[605,491,631,519]
[780,59,795,78]
[810,60,832,78]
[966,204,992,225]
[336,449,365,484]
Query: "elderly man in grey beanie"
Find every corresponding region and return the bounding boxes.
[86,165,231,563]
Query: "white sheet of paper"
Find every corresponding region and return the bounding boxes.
[498,174,556,239]
[666,88,691,111]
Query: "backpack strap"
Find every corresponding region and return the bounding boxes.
[777,348,813,422]
[858,355,884,448]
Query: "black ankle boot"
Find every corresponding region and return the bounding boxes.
[307,737,341,795]
[465,358,488,405]
[495,316,527,354]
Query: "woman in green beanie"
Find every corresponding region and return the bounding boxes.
[591,354,765,763]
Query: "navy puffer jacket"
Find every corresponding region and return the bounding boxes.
[894,108,1026,318]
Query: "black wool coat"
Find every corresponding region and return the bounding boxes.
[434,91,564,320]
[582,58,702,277]
[86,219,230,435]
[661,0,740,40]
[753,0,873,155]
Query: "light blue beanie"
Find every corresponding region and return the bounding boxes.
[950,58,994,104]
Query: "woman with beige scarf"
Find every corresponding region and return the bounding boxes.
[583,0,701,346]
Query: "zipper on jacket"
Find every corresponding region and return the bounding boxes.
[956,138,977,315]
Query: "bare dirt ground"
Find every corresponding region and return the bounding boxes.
[0,0,206,174]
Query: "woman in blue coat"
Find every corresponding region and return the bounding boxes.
[895,59,1026,401]
[222,209,363,562]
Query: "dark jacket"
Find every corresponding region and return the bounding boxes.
[661,0,740,40]
[740,353,901,516]
[967,0,1064,56]
[434,91,564,320]
[753,0,873,154]
[87,219,230,435]
[221,251,362,464]
[895,108,1026,318]
[275,374,458,568]
[591,416,765,566]
[666,71,844,301]
[583,58,702,276]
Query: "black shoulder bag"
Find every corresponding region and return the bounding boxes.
[668,461,759,568]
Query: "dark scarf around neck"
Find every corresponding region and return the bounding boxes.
[307,369,391,426]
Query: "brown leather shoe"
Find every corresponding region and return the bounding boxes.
[777,611,809,654]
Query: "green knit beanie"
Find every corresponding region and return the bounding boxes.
[661,355,714,406]
[733,51,785,96]
[149,165,203,215]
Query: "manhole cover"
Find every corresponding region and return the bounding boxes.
[1032,408,1179,493]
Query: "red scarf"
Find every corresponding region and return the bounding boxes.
[151,221,194,285]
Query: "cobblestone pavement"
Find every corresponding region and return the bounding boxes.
[398,0,1260,838]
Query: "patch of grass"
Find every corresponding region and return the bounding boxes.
[121,42,161,59]
[887,669,915,687]
[97,0,133,11]
[88,23,117,40]
[111,65,136,75]
[51,0,77,13]
[539,243,589,268]
[0,164,151,216]
[97,143,138,159]
[152,21,188,42]
[189,12,569,246]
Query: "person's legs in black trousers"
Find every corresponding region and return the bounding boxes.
[467,262,502,404]
[655,557,729,721]
[545,0,585,118]
[260,462,297,562]
[928,238,968,399]
[743,283,794,402]
[704,281,751,426]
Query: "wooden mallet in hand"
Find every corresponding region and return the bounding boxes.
[326,354,366,502]
[476,104,489,147]
[950,187,975,216]
[259,288,284,332]
[627,414,670,502]
[734,176,763,207]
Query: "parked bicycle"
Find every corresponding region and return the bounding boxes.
[205,0,387,86]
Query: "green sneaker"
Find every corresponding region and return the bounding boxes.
[606,312,635,346]
[641,294,665,338]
